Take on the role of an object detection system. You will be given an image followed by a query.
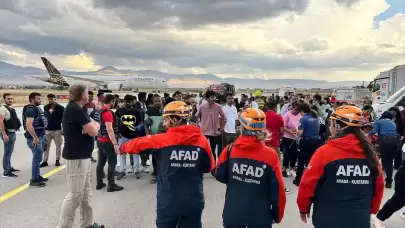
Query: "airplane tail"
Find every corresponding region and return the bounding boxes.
[41,57,61,75]
[40,57,68,86]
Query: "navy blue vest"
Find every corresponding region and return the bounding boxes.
[22,104,48,137]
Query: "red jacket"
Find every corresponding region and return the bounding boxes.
[120,125,215,214]
[297,134,384,228]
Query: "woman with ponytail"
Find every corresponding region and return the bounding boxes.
[297,105,384,228]
[214,108,286,228]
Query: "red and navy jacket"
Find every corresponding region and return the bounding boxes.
[214,135,286,227]
[297,134,384,228]
[120,124,215,213]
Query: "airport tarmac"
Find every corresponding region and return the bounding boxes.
[0,105,403,228]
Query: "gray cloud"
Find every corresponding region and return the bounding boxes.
[93,0,310,29]
[300,37,329,52]
[0,1,61,20]
[335,0,361,7]
[0,0,401,77]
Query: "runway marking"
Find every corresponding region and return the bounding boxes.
[0,149,98,204]
[0,165,66,204]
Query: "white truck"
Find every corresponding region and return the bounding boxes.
[278,87,295,97]
[373,86,405,117]
[332,88,371,107]
[370,65,405,104]
[370,64,405,117]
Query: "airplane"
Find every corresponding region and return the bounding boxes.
[37,57,169,91]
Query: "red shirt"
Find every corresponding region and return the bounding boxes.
[265,110,284,148]
[97,106,114,142]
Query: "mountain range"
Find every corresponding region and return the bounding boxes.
[0,60,367,89]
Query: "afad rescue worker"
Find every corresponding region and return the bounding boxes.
[120,101,215,228]
[297,105,384,228]
[214,108,286,228]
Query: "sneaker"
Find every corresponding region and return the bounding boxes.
[285,188,291,193]
[91,157,97,163]
[87,222,105,228]
[134,172,141,179]
[282,170,288,178]
[55,160,61,166]
[96,183,106,190]
[150,176,157,184]
[400,211,405,220]
[2,172,18,178]
[385,182,392,189]
[372,215,386,228]
[107,183,124,192]
[117,172,126,180]
[293,179,300,187]
[143,167,150,173]
[29,180,46,187]
[39,176,49,182]
[127,167,134,173]
[10,167,20,172]
[40,162,48,168]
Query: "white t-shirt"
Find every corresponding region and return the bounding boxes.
[0,106,11,121]
[0,105,16,132]
[222,105,238,134]
[250,101,259,109]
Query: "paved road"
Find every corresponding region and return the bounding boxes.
[0,106,403,228]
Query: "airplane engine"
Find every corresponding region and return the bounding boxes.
[107,83,123,91]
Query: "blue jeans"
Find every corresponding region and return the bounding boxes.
[1,132,16,173]
[26,136,45,181]
[119,137,140,172]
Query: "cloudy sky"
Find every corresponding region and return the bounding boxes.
[0,0,404,81]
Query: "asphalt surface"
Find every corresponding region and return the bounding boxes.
[0,106,404,228]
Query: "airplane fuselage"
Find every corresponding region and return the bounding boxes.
[38,57,168,90]
[40,75,168,90]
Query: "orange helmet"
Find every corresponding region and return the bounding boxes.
[163,101,191,119]
[239,108,266,132]
[329,105,364,127]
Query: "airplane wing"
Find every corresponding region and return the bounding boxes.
[51,73,107,86]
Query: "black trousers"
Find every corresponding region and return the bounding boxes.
[222,132,237,149]
[152,154,157,176]
[376,192,405,221]
[282,137,298,169]
[379,135,400,183]
[394,141,404,169]
[141,152,150,167]
[156,208,203,228]
[296,138,321,182]
[96,141,117,185]
[205,135,219,161]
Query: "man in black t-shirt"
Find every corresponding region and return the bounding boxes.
[57,84,104,228]
[115,95,142,180]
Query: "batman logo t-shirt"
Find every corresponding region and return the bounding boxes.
[115,107,142,139]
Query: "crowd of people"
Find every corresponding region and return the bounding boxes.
[1,85,405,228]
